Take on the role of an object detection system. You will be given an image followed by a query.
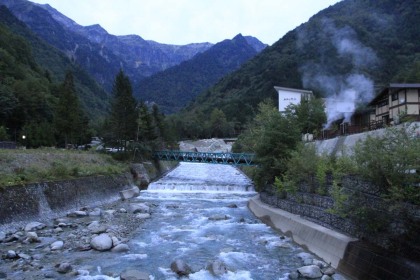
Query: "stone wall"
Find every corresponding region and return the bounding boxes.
[259,176,420,279]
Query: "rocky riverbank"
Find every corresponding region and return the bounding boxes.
[0,193,155,279]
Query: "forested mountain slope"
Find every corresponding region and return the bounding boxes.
[135,34,265,114]
[0,6,109,120]
[180,0,420,126]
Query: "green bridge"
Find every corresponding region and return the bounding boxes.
[153,151,256,166]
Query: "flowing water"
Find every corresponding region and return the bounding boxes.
[78,162,318,280]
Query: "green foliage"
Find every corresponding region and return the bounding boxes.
[173,0,419,132]
[54,71,89,147]
[287,98,327,135]
[234,100,300,188]
[0,149,127,187]
[354,124,420,204]
[108,70,138,148]
[326,182,349,218]
[0,126,9,141]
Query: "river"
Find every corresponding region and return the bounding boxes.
[78,162,322,280]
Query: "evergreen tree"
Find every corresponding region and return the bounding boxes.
[54,71,87,147]
[137,102,156,142]
[109,70,137,149]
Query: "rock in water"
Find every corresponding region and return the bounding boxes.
[170,259,192,276]
[90,233,113,251]
[56,262,72,274]
[207,260,228,276]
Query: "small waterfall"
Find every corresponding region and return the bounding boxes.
[146,162,255,193]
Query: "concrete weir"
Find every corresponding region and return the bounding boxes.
[248,195,357,269]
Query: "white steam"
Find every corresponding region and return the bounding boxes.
[298,19,378,128]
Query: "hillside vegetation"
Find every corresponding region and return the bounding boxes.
[0,149,127,187]
[174,0,420,137]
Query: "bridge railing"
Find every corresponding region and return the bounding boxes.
[153,150,256,166]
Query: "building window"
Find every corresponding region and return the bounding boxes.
[378,99,389,107]
[391,92,398,101]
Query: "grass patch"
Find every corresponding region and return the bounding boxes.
[0,148,128,187]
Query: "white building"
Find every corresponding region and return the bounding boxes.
[274,86,313,112]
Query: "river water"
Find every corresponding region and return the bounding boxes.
[79,162,321,280]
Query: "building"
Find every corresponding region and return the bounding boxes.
[274,86,313,112]
[369,83,420,124]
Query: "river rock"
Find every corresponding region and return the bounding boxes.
[321,275,333,280]
[322,267,336,276]
[24,222,46,231]
[170,259,192,276]
[120,269,150,280]
[120,186,140,200]
[56,262,72,274]
[208,214,230,221]
[90,233,113,251]
[89,208,102,216]
[288,271,299,279]
[17,253,31,260]
[297,265,323,279]
[111,244,130,253]
[87,221,107,234]
[136,213,151,219]
[25,232,40,243]
[67,210,88,217]
[130,203,150,214]
[50,240,64,250]
[226,203,238,208]
[5,250,17,259]
[0,231,6,242]
[207,260,228,276]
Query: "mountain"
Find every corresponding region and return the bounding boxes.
[0,5,109,119]
[179,0,420,126]
[0,0,213,91]
[135,34,266,114]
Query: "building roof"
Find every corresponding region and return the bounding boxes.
[369,83,420,105]
[274,86,313,94]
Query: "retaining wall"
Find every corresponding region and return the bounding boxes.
[248,195,357,269]
[0,161,177,231]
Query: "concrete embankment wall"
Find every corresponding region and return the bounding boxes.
[248,195,357,269]
[0,161,177,231]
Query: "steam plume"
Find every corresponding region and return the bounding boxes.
[298,18,379,128]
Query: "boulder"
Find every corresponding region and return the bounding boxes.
[170,259,192,276]
[24,222,46,231]
[208,214,230,221]
[322,267,336,276]
[321,275,333,280]
[297,265,323,279]
[50,240,64,250]
[119,186,140,200]
[90,233,113,251]
[5,250,17,259]
[206,260,228,276]
[67,211,88,217]
[130,203,150,214]
[25,232,40,243]
[120,269,150,280]
[136,213,151,219]
[87,221,107,234]
[56,262,72,274]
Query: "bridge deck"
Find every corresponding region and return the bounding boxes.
[154,151,256,166]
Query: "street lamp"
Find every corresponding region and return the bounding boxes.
[22,135,26,149]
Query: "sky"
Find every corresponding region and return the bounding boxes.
[29,0,341,45]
